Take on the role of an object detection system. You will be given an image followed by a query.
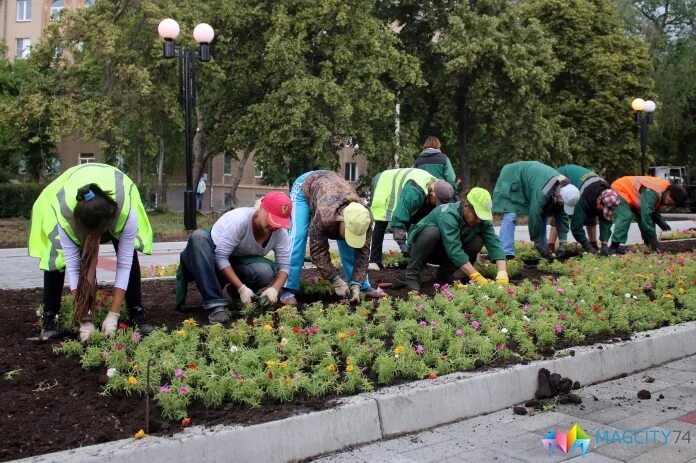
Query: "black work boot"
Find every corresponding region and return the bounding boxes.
[434,268,455,285]
[40,311,60,341]
[404,226,441,291]
[129,307,154,335]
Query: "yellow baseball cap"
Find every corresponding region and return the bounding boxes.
[343,202,371,248]
[466,187,493,221]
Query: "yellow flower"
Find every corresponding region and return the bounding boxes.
[346,364,354,373]
[337,332,347,340]
[346,356,353,364]
[176,330,186,337]
[663,293,674,299]
[128,376,138,385]
[133,364,140,371]
[394,346,405,355]
[134,429,146,439]
[265,360,276,368]
[183,318,197,328]
[327,364,337,373]
[263,324,273,332]
[279,361,287,369]
[456,283,466,289]
[679,287,685,295]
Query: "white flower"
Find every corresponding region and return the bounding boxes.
[106,368,117,378]
[633,295,638,300]
[501,328,509,334]
[394,354,400,359]
[625,293,631,298]
[523,316,530,322]
[483,295,490,300]
[229,345,239,353]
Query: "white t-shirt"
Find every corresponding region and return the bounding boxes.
[210,208,290,273]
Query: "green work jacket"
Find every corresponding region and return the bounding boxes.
[408,201,505,267]
[557,164,612,244]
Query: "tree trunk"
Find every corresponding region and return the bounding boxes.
[229,149,254,206]
[156,116,166,207]
[457,74,471,190]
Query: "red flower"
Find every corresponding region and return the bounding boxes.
[597,295,603,301]
[266,371,273,379]
[348,330,356,337]
[187,363,197,370]
[600,316,606,321]
[593,305,600,312]
[181,417,192,428]
[486,308,494,317]
[292,326,301,334]
[428,372,438,380]
[118,322,129,330]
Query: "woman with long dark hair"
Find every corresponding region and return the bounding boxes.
[29,163,154,341]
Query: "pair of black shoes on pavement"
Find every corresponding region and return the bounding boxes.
[39,308,154,341]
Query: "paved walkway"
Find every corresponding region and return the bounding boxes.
[315,355,696,463]
[1,219,694,290]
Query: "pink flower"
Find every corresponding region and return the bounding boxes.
[415,345,425,355]
[560,314,567,321]
[115,342,125,350]
[506,288,515,295]
[310,326,318,334]
[522,304,529,314]
[131,332,142,342]
[471,320,480,330]
[496,343,505,351]
[538,307,545,313]
[455,329,464,337]
[645,282,653,290]
[419,320,427,327]
[231,371,239,379]
[416,304,424,312]
[178,386,189,395]
[433,283,440,290]
[159,385,170,393]
[463,312,471,319]
[175,368,184,378]
[430,321,438,329]
[557,287,565,294]
[555,324,563,334]
[552,279,559,286]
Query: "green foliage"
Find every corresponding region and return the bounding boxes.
[0,183,44,218]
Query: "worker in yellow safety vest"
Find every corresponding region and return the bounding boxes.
[28,163,153,341]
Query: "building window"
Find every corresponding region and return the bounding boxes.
[79,153,95,164]
[254,163,263,179]
[15,38,31,59]
[223,155,232,176]
[344,162,357,182]
[16,0,31,21]
[49,0,64,20]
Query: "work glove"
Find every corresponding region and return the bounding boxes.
[101,311,120,336]
[332,277,350,297]
[79,322,96,342]
[646,234,660,252]
[656,218,671,232]
[348,284,361,304]
[534,241,555,261]
[368,262,382,271]
[582,241,599,254]
[469,271,491,285]
[259,287,279,304]
[391,227,407,242]
[495,270,509,286]
[238,285,256,305]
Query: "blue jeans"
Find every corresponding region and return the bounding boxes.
[179,229,275,310]
[284,172,370,292]
[499,212,547,257]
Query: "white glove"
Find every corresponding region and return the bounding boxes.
[79,322,96,342]
[238,285,255,304]
[368,263,381,271]
[332,278,350,297]
[349,284,361,304]
[260,287,279,304]
[101,311,120,336]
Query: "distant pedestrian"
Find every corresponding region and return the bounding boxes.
[196,175,207,211]
[413,136,457,192]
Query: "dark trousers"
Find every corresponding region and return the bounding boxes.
[43,240,143,316]
[369,220,389,264]
[406,226,484,283]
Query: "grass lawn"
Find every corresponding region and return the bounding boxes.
[0,211,222,248]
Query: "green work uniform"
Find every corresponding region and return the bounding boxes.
[610,189,661,244]
[413,149,457,191]
[557,164,612,245]
[408,201,506,267]
[492,161,569,242]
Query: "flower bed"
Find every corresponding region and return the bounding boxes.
[661,229,696,241]
[54,252,696,421]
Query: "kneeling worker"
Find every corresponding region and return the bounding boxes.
[404,188,508,291]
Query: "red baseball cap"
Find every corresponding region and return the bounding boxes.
[261,192,292,229]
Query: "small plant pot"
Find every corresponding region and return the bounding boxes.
[522,258,540,268]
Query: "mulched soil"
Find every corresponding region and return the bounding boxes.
[1,246,694,461]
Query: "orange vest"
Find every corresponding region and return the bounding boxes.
[611,176,669,210]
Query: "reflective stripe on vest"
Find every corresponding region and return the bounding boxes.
[371,168,433,221]
[611,176,669,210]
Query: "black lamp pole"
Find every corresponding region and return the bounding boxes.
[160,20,213,231]
[631,98,655,176]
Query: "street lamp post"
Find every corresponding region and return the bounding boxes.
[630,97,656,176]
[158,19,215,231]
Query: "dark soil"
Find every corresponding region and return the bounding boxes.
[0,253,687,461]
[658,238,696,253]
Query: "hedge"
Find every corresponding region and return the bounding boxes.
[0,183,44,218]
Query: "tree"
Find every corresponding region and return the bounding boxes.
[523,0,654,176]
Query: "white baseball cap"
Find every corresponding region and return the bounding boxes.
[560,184,580,216]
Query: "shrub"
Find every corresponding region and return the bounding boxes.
[0,183,44,218]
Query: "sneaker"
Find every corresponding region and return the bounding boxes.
[40,313,60,341]
[129,309,154,335]
[279,290,297,306]
[208,306,230,324]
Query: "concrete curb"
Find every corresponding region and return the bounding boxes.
[17,321,696,463]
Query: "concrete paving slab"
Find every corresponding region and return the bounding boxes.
[609,409,687,430]
[377,430,455,454]
[565,454,624,463]
[628,445,696,463]
[667,358,696,373]
[594,441,666,461]
[400,439,479,462]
